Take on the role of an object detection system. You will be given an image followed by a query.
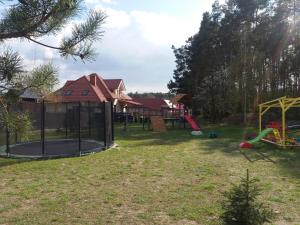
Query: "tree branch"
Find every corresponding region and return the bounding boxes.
[0,0,77,40]
[25,36,61,50]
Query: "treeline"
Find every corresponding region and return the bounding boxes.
[128,92,174,99]
[168,0,300,122]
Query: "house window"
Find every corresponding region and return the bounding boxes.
[82,90,89,96]
[64,90,73,96]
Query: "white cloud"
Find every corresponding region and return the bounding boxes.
[130,10,200,46]
[97,6,200,46]
[87,7,202,92]
[102,0,117,4]
[95,6,131,29]
[5,1,221,92]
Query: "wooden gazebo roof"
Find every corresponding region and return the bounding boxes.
[170,94,192,105]
[259,96,300,113]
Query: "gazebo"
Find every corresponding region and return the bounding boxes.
[170,94,193,106]
[259,96,300,148]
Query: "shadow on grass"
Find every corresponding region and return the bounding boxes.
[116,123,300,179]
[115,123,194,146]
[238,148,277,163]
[198,127,300,179]
[0,157,32,168]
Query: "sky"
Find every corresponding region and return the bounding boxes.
[4,0,225,93]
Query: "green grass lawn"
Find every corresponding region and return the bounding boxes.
[0,124,299,225]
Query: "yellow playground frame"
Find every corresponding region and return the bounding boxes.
[259,96,300,148]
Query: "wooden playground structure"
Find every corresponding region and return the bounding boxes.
[120,102,187,131]
[117,94,194,132]
[259,96,300,148]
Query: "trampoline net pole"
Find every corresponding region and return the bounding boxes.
[6,125,9,156]
[65,102,68,138]
[111,101,114,143]
[148,110,150,130]
[41,100,45,156]
[183,105,186,129]
[142,107,145,130]
[88,101,91,138]
[5,104,10,156]
[78,101,81,154]
[103,102,107,148]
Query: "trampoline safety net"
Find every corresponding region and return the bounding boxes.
[0,101,114,158]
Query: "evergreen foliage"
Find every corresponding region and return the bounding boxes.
[0,0,106,136]
[221,170,275,225]
[169,0,300,122]
[0,110,33,141]
[128,92,174,100]
[0,0,106,60]
[0,51,58,137]
[0,49,59,99]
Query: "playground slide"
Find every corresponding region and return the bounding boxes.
[240,128,273,148]
[184,115,201,131]
[248,128,274,144]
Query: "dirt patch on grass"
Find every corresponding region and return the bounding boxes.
[154,212,199,225]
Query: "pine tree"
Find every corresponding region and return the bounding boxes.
[168,40,193,94]
[169,0,300,122]
[221,170,275,225]
[0,1,107,133]
[0,0,106,61]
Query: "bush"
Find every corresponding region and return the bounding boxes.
[221,170,275,225]
[0,111,33,140]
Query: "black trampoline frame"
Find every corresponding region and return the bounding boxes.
[0,101,114,158]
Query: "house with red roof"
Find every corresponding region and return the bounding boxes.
[127,98,170,116]
[52,73,141,111]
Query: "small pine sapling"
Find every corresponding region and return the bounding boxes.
[221,169,275,225]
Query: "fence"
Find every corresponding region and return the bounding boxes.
[0,101,114,158]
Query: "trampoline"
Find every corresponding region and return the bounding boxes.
[0,139,105,158]
[0,101,114,159]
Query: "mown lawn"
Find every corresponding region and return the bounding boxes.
[0,124,299,225]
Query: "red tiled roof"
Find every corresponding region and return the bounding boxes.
[119,99,142,106]
[89,74,116,99]
[104,79,123,91]
[120,93,132,101]
[64,80,74,87]
[57,73,120,102]
[59,76,107,102]
[132,98,169,111]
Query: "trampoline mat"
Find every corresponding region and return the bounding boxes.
[8,139,104,157]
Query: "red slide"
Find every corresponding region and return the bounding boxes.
[184,115,201,131]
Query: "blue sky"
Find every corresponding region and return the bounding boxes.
[5,0,224,93]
